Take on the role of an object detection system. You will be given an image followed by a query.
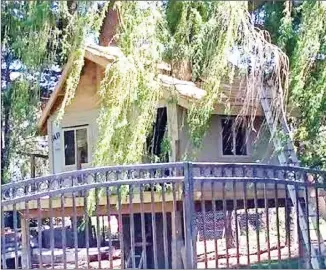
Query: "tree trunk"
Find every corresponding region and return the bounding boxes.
[225,211,235,249]
[1,52,13,183]
[99,2,119,47]
[171,60,192,81]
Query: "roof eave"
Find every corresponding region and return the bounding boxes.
[37,56,75,135]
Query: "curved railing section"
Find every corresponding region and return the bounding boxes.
[192,162,326,182]
[2,162,326,205]
[1,162,185,205]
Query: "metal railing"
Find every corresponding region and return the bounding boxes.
[1,162,326,269]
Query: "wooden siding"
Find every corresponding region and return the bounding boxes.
[48,60,102,173]
[46,60,277,174]
[177,106,278,164]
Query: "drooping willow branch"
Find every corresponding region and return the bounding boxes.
[166,2,290,154]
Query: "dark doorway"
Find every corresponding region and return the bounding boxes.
[146,108,169,162]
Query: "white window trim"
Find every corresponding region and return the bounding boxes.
[62,125,90,169]
[220,117,248,157]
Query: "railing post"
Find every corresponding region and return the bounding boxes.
[183,162,195,269]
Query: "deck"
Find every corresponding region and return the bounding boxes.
[1,162,326,269]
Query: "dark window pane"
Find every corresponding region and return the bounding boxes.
[146,108,169,162]
[64,130,75,165]
[153,108,167,157]
[235,125,247,155]
[222,119,233,155]
[76,128,88,164]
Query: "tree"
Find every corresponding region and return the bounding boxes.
[257,0,326,169]
[2,0,326,185]
[1,1,107,182]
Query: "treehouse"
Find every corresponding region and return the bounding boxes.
[37,49,280,175]
[36,4,285,175]
[3,7,326,270]
[33,7,303,268]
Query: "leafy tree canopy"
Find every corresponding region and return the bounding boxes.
[1,0,326,186]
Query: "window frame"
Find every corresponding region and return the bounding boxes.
[220,117,248,157]
[62,125,90,169]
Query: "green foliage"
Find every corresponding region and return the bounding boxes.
[263,2,284,44]
[254,0,326,169]
[4,0,326,182]
[169,2,288,154]
[276,1,326,168]
[1,1,105,181]
[164,1,210,80]
[84,2,165,213]
[160,132,171,162]
[55,1,290,174]
[2,1,57,69]
[94,2,164,166]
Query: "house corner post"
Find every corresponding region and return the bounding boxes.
[183,161,195,269]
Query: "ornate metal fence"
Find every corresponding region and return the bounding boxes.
[1,162,326,269]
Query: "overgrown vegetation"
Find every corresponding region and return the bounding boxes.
[1,1,107,182]
[93,1,290,167]
[1,0,326,186]
[263,1,326,168]
[94,2,164,166]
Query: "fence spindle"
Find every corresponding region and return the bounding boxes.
[200,181,208,268]
[106,186,113,269]
[233,180,240,268]
[117,185,125,269]
[49,195,55,269]
[61,194,67,269]
[13,204,19,269]
[162,183,169,269]
[212,181,219,269]
[129,185,136,269]
[140,184,147,269]
[264,182,271,269]
[151,183,158,269]
[222,181,229,268]
[243,181,250,266]
[254,182,260,264]
[84,190,90,269]
[72,192,78,268]
[1,206,7,269]
[95,188,102,269]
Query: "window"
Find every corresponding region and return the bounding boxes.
[63,127,89,166]
[221,118,247,156]
[146,107,169,162]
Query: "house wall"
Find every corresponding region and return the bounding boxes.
[48,60,102,173]
[176,105,279,165]
[46,59,278,174]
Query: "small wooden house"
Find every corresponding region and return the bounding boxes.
[5,9,326,270]
[39,50,280,175]
[36,8,283,175]
[33,9,295,269]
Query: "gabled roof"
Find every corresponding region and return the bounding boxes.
[38,44,214,135]
[38,45,112,135]
[38,44,271,136]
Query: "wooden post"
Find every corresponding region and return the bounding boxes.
[172,211,183,269]
[166,103,179,162]
[20,214,29,269]
[226,210,234,249]
[20,155,37,268]
[77,149,82,171]
[30,154,36,193]
[183,162,195,269]
[30,154,36,178]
